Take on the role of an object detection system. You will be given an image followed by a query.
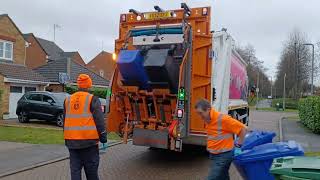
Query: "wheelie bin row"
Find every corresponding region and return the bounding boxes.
[234,130,320,180]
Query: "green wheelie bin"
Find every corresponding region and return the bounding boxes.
[270,156,320,180]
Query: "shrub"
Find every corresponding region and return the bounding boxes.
[298,96,320,134]
[272,98,299,109]
[65,85,108,99]
[65,86,78,95]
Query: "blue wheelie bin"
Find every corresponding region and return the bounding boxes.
[234,141,304,180]
[240,130,276,150]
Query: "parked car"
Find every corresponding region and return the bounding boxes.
[16,91,69,127]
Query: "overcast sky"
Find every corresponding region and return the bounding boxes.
[1,0,320,78]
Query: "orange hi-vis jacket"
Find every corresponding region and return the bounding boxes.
[64,91,99,140]
[206,109,246,154]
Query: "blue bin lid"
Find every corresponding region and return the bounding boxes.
[117,50,142,64]
[240,130,276,150]
[234,141,304,163]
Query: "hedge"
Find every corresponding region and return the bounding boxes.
[298,96,320,134]
[65,86,108,99]
[272,98,299,109]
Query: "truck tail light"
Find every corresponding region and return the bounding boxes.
[202,8,208,16]
[177,109,183,118]
[120,14,126,22]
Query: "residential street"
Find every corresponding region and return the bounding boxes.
[1,110,285,180]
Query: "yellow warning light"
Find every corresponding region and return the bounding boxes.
[112,53,117,61]
[178,133,181,137]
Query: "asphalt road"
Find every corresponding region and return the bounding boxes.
[1,143,242,180]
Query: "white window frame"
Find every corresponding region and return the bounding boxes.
[0,39,13,61]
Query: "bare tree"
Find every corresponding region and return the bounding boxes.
[274,29,312,99]
[237,44,272,98]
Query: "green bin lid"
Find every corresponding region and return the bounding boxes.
[270,156,320,179]
[277,175,311,180]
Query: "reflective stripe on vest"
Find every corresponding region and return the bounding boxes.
[207,114,233,141]
[207,113,234,154]
[64,92,99,140]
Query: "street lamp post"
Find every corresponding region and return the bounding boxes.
[270,76,273,98]
[283,73,286,111]
[303,43,315,95]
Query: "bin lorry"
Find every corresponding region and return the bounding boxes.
[106,3,249,152]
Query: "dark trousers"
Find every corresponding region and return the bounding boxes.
[207,150,234,180]
[68,145,100,180]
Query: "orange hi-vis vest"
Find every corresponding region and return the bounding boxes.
[64,91,99,140]
[206,110,235,154]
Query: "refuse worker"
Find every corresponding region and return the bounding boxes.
[195,98,247,180]
[63,74,107,180]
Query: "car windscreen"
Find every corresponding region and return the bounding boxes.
[53,93,70,105]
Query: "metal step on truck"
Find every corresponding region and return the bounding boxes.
[106,3,249,152]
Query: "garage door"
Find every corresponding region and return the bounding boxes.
[9,86,37,119]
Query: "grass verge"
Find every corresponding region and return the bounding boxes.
[0,126,122,144]
[107,132,122,141]
[305,152,320,157]
[0,126,64,144]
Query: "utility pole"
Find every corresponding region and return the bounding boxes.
[270,76,273,97]
[256,69,260,110]
[294,42,297,99]
[303,43,315,95]
[283,73,286,111]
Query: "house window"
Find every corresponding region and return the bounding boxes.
[99,70,104,77]
[0,40,13,61]
[25,87,37,93]
[10,86,22,93]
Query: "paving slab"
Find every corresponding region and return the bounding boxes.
[282,118,320,152]
[0,143,67,175]
[0,141,34,153]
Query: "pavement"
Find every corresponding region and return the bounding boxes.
[0,110,284,180]
[0,142,67,176]
[249,110,295,141]
[281,117,320,152]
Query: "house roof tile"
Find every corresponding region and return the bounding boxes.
[0,63,48,82]
[34,59,109,86]
[36,37,64,61]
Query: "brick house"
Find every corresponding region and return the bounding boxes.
[23,33,48,69]
[59,51,85,66]
[35,58,109,92]
[35,37,86,65]
[0,14,49,119]
[87,51,115,80]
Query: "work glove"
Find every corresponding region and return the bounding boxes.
[234,147,242,156]
[99,131,107,143]
[99,143,108,153]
